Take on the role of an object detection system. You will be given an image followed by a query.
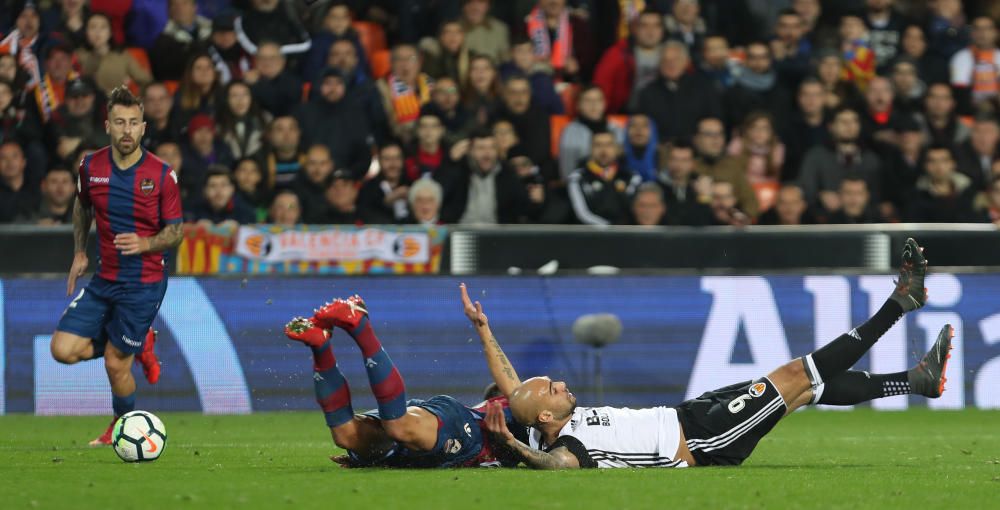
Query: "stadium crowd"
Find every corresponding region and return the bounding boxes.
[2,0,1000,228]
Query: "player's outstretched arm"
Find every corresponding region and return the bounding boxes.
[67,199,93,296]
[484,401,579,470]
[113,224,184,256]
[461,283,521,397]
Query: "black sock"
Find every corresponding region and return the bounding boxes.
[806,299,904,383]
[815,370,911,406]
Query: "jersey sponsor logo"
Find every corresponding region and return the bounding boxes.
[444,438,462,455]
[749,382,766,398]
[89,176,110,184]
[140,178,155,196]
[585,409,611,426]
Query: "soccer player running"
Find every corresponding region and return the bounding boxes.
[50,86,183,446]
[283,293,527,468]
[474,238,954,468]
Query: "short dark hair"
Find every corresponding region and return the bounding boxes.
[469,127,496,143]
[204,164,234,186]
[378,139,405,155]
[777,7,800,19]
[668,139,696,156]
[926,143,955,160]
[828,105,858,124]
[107,86,144,114]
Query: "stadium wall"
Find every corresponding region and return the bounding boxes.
[2,274,999,415]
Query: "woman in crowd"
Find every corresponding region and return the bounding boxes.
[74,12,152,94]
[216,80,271,160]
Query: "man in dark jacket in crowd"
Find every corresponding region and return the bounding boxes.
[906,144,979,223]
[437,128,531,224]
[567,129,641,225]
[291,144,335,224]
[295,69,371,178]
[187,165,257,225]
[235,0,311,60]
[637,41,723,144]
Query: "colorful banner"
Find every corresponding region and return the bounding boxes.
[176,224,446,275]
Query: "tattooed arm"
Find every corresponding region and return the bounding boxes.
[67,200,94,296]
[483,401,582,469]
[460,283,521,397]
[113,223,184,256]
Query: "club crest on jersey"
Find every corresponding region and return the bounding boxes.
[749,382,767,398]
[444,438,462,455]
[140,178,155,196]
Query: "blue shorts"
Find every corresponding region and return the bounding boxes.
[57,276,167,355]
[352,395,486,468]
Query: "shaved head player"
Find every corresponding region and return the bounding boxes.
[50,86,184,446]
[470,239,954,468]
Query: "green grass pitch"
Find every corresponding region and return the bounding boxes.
[1,409,998,509]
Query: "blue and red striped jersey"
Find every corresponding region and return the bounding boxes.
[77,146,183,283]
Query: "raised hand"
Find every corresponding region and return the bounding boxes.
[460,283,488,328]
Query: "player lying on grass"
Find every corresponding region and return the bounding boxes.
[283,295,528,468]
[471,238,954,468]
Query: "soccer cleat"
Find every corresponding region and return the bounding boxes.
[890,238,928,312]
[313,295,369,332]
[908,324,954,398]
[136,328,161,384]
[285,316,331,348]
[88,417,117,447]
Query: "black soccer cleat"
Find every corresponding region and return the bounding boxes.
[890,238,928,312]
[908,324,953,398]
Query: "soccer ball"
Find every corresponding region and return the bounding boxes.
[112,411,167,462]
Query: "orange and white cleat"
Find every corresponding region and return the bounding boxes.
[88,417,117,447]
[136,328,161,384]
[284,316,331,348]
[313,295,369,332]
[908,324,954,398]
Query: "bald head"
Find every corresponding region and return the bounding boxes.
[508,376,577,427]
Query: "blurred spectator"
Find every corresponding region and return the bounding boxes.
[268,189,301,226]
[654,140,713,226]
[44,0,89,49]
[463,54,502,127]
[421,20,471,86]
[664,0,706,58]
[46,78,106,166]
[217,80,271,160]
[303,2,366,83]
[726,41,792,133]
[0,54,26,88]
[621,114,660,182]
[976,175,1000,225]
[358,142,411,224]
[558,85,625,180]
[771,8,812,90]
[175,53,221,124]
[916,83,969,148]
[798,106,882,212]
[491,119,517,159]
[75,12,152,94]
[793,0,836,49]
[233,157,270,219]
[637,41,723,144]
[324,38,387,143]
[460,0,510,64]
[376,44,433,143]
[840,14,876,92]
[291,144,334,224]
[0,141,38,222]
[815,50,862,110]
[0,77,45,172]
[180,113,234,196]
[827,177,883,224]
[593,9,664,114]
[757,184,815,225]
[421,76,474,144]
[524,0,596,80]
[29,165,76,225]
[33,43,77,123]
[235,0,312,58]
[0,3,43,89]
[567,129,639,225]
[906,144,978,222]
[865,0,906,71]
[141,82,181,150]
[406,113,447,181]
[630,182,668,226]
[956,115,1000,191]
[499,35,563,115]
[860,75,908,153]
[322,169,361,224]
[899,24,948,85]
[881,116,924,220]
[259,115,305,189]
[407,177,444,226]
[207,13,253,85]
[509,145,569,224]
[187,164,256,226]
[782,78,827,181]
[245,41,302,117]
[699,35,737,91]
[709,180,750,227]
[296,69,371,178]
[728,111,785,186]
[926,0,969,60]
[154,141,184,184]
[949,16,1000,114]
[889,56,925,113]
[495,75,551,169]
[693,117,758,217]
[438,128,530,224]
[149,0,212,81]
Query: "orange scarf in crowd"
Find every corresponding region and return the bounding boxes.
[34,71,78,122]
[971,48,999,101]
[388,73,432,124]
[587,160,618,181]
[527,5,572,70]
[0,31,41,88]
[617,0,645,40]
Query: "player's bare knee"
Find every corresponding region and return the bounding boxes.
[104,356,130,378]
[50,338,78,364]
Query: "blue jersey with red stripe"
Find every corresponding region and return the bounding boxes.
[77,146,183,283]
